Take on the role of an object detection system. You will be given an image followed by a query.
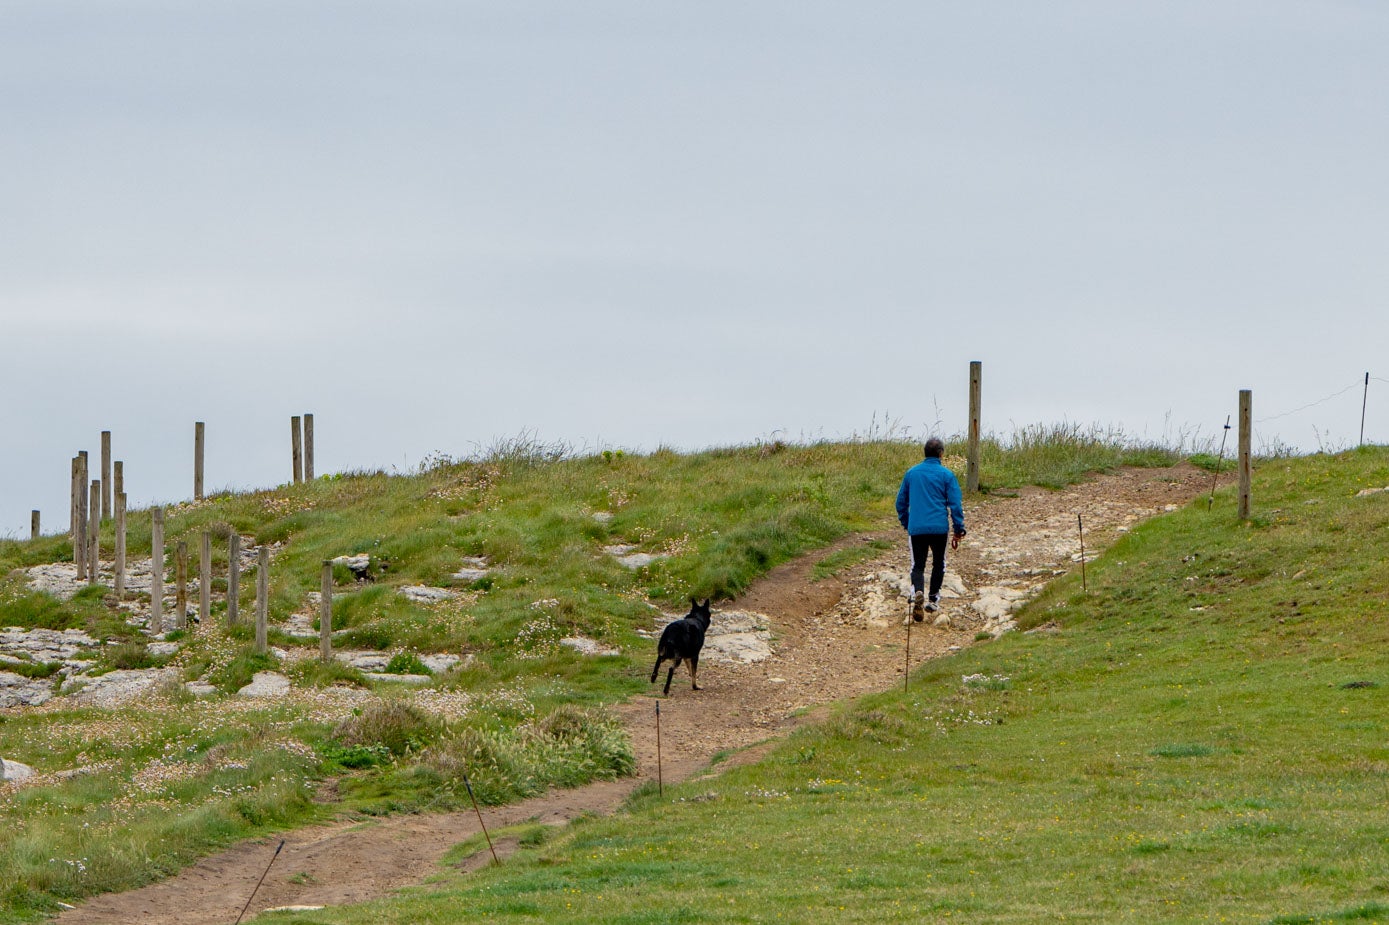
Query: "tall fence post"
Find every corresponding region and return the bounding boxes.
[227,534,241,626]
[1238,389,1252,521]
[175,542,189,630]
[75,457,88,578]
[194,421,205,501]
[966,360,982,493]
[114,493,127,599]
[31,510,39,541]
[87,480,100,583]
[150,508,165,635]
[303,413,315,481]
[113,460,123,502]
[100,431,112,521]
[200,530,212,626]
[291,416,303,485]
[255,547,269,655]
[70,455,79,539]
[319,561,333,661]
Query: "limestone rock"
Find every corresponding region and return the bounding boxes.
[560,636,621,657]
[399,585,457,604]
[452,557,491,582]
[0,672,53,709]
[63,668,178,707]
[0,758,34,783]
[237,672,290,698]
[364,672,431,685]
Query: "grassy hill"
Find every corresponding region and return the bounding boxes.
[0,429,1175,921]
[255,447,1389,925]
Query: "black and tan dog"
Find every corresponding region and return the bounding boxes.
[650,598,712,695]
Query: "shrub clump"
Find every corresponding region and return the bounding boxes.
[333,699,441,757]
[421,705,634,804]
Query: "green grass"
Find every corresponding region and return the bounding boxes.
[0,427,1190,922]
[265,446,1389,924]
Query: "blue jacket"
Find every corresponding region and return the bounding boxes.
[896,457,966,536]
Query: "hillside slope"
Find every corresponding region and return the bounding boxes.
[268,447,1389,925]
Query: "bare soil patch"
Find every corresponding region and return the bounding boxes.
[56,464,1216,924]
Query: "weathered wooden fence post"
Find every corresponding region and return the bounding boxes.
[303,413,315,481]
[70,456,78,539]
[255,547,269,655]
[194,421,205,501]
[199,530,212,625]
[31,510,39,540]
[319,561,333,661]
[175,542,189,630]
[113,460,123,502]
[966,360,982,493]
[227,534,241,626]
[100,431,112,521]
[74,458,88,577]
[87,480,100,583]
[114,493,127,598]
[1238,389,1252,521]
[291,416,303,485]
[150,508,165,634]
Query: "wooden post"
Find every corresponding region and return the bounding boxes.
[966,360,982,493]
[1238,390,1252,521]
[303,413,314,481]
[87,480,100,583]
[194,421,205,501]
[255,546,269,654]
[319,561,333,661]
[100,431,112,521]
[175,542,189,630]
[227,534,241,626]
[30,510,39,540]
[291,416,303,485]
[113,460,123,501]
[150,508,164,635]
[114,493,127,599]
[70,455,78,538]
[75,457,88,577]
[199,530,212,626]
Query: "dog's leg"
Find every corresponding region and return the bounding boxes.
[664,658,681,695]
[689,653,700,691]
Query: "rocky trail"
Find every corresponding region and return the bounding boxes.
[50,464,1218,924]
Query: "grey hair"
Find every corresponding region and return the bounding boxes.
[923,438,945,458]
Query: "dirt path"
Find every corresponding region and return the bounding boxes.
[57,464,1217,924]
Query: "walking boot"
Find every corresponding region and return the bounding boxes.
[912,591,925,622]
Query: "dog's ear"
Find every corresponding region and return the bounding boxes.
[690,596,698,609]
[701,598,711,609]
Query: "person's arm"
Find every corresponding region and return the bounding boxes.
[947,476,965,537]
[895,476,910,530]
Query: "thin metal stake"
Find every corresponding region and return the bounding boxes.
[655,701,663,797]
[904,614,912,692]
[1077,513,1087,593]
[1361,372,1370,447]
[462,772,499,864]
[232,839,285,925]
[1208,416,1232,511]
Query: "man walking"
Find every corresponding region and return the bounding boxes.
[896,438,967,622]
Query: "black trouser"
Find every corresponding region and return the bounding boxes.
[909,533,948,598]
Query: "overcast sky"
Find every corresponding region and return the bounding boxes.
[2,2,1386,536]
